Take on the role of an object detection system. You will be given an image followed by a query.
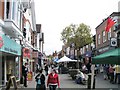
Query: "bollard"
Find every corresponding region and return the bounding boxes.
[93,76,95,89]
[87,74,91,89]
[87,74,96,89]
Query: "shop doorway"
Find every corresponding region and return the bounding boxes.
[2,56,5,85]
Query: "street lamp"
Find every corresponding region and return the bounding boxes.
[117,31,120,47]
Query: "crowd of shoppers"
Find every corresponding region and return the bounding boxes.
[23,62,120,90]
[101,64,120,84]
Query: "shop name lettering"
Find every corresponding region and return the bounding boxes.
[4,47,18,54]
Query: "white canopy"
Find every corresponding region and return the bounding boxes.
[57,56,77,63]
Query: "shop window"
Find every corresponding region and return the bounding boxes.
[23,28,26,38]
[6,57,15,81]
[15,57,19,80]
[108,29,111,40]
[12,1,16,20]
[98,34,100,45]
[2,56,5,85]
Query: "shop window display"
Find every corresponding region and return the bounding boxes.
[6,56,20,81]
[15,57,19,80]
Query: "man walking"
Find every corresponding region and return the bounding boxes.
[114,65,120,84]
[22,63,28,87]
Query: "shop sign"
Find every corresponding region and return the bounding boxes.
[98,46,109,53]
[0,34,21,55]
[0,36,3,48]
[32,51,38,58]
[23,48,31,58]
[84,51,92,57]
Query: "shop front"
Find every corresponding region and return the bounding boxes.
[22,48,37,80]
[23,47,31,64]
[0,34,21,86]
[32,50,38,74]
[22,47,32,72]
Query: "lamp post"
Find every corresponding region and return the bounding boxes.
[76,49,80,69]
[117,31,120,47]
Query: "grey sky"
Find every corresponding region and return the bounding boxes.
[34,0,119,55]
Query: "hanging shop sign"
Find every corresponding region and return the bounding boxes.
[32,51,38,59]
[98,46,109,53]
[0,34,21,55]
[0,36,3,48]
[23,48,31,58]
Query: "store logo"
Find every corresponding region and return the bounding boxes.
[0,36,3,48]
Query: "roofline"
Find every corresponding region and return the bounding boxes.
[95,12,120,29]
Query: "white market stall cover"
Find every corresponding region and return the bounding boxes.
[57,56,77,63]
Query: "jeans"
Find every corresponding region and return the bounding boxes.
[109,73,114,83]
[36,84,46,90]
[49,85,57,90]
[115,73,120,83]
[23,75,27,87]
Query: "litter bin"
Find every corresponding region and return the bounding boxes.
[87,73,95,89]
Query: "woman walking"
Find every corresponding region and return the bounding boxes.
[47,69,60,90]
[35,69,46,90]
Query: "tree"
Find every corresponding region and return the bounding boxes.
[61,24,76,46]
[61,23,93,49]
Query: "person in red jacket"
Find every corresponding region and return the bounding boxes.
[47,69,60,90]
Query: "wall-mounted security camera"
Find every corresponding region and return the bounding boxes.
[110,38,117,47]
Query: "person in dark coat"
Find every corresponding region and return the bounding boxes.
[22,63,28,87]
[45,64,49,76]
[35,69,46,90]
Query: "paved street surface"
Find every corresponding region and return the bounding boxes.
[13,67,119,90]
[22,72,120,90]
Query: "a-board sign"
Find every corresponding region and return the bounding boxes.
[6,76,17,90]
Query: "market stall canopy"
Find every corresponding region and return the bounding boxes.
[53,58,59,62]
[92,48,120,65]
[57,56,77,63]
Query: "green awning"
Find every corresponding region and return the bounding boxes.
[92,48,120,65]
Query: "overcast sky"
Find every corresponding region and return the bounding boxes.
[34,0,120,55]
